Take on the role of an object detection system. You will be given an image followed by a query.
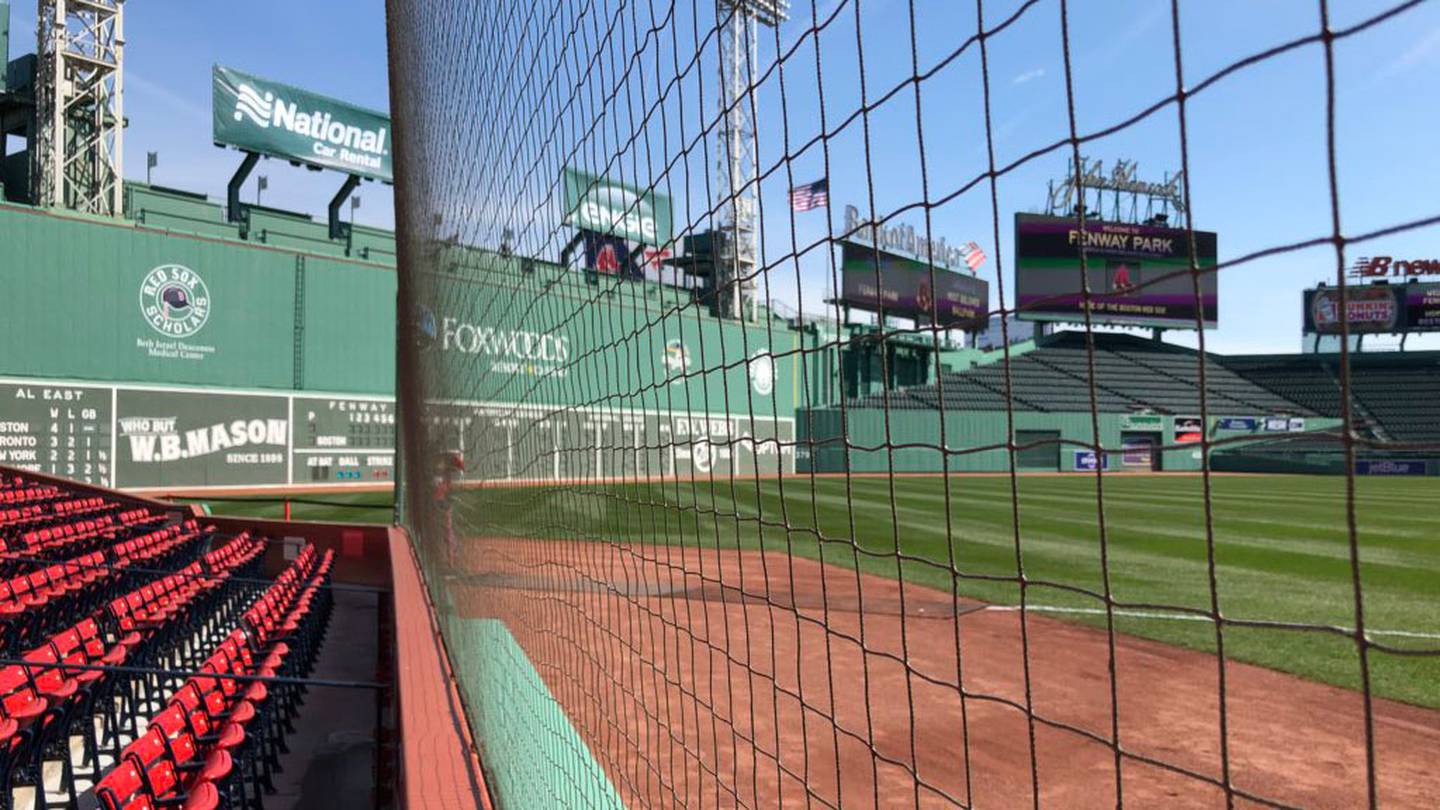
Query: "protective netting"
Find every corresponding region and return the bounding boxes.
[385,1,1440,807]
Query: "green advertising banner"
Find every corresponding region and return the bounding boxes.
[213,65,392,182]
[562,168,673,245]
[115,388,289,488]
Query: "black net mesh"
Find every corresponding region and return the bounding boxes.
[386,1,1440,807]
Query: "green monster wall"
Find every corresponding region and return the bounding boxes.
[0,202,396,393]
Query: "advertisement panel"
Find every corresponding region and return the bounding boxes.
[1216,417,1259,432]
[840,241,989,329]
[1014,213,1218,328]
[562,168,673,245]
[115,389,289,488]
[1072,449,1109,472]
[1303,286,1403,335]
[1173,415,1204,444]
[1402,282,1440,331]
[212,65,392,182]
[1355,459,1429,476]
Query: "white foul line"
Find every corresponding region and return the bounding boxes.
[983,604,1440,641]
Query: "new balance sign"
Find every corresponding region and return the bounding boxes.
[213,65,393,182]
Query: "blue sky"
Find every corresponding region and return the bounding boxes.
[7,0,1438,354]
[5,0,394,226]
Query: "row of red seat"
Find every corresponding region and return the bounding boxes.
[0,487,62,509]
[3,503,157,543]
[0,521,209,654]
[0,531,269,810]
[93,545,333,810]
[51,497,108,516]
[8,509,160,560]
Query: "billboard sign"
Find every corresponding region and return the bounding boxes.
[1348,256,1440,280]
[1403,283,1440,331]
[1072,449,1109,472]
[212,65,392,182]
[116,389,289,487]
[1303,286,1402,334]
[842,205,985,271]
[1014,213,1218,329]
[1216,417,1259,432]
[840,241,989,329]
[1173,415,1204,444]
[563,168,673,245]
[1120,413,1164,431]
[1355,459,1429,476]
[1303,283,1440,335]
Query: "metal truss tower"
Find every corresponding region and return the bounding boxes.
[714,0,785,321]
[33,0,124,216]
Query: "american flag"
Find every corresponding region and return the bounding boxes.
[962,241,987,270]
[789,178,829,212]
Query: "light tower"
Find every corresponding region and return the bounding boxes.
[714,0,785,321]
[33,0,124,216]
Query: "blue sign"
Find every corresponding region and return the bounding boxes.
[1072,449,1109,472]
[1355,459,1429,476]
[1217,417,1259,431]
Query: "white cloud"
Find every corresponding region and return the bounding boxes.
[127,71,211,123]
[1012,67,1045,85]
[1376,25,1440,81]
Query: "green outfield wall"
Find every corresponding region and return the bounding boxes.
[798,407,1345,473]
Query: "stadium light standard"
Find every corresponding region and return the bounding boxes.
[714,0,788,321]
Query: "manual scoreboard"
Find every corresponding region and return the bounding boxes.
[0,382,113,486]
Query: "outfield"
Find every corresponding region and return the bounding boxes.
[188,473,1440,708]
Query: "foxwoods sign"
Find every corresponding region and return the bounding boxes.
[213,65,392,182]
[842,205,976,271]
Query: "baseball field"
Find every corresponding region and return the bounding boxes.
[188,473,1438,709]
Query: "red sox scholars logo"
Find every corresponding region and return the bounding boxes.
[140,264,211,338]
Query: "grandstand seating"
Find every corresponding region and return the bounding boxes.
[854,331,1308,415]
[1224,351,1440,443]
[0,471,332,810]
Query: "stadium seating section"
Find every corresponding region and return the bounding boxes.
[1224,352,1440,443]
[846,331,1440,449]
[0,472,334,810]
[855,332,1306,416]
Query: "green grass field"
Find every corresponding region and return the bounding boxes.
[188,474,1440,707]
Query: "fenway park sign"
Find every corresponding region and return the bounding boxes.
[1349,256,1440,279]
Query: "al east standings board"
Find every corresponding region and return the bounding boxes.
[1015,213,1218,329]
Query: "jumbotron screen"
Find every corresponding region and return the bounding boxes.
[1014,213,1218,329]
[840,241,988,330]
[1304,282,1440,334]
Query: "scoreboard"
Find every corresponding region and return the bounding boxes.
[291,396,396,484]
[0,381,113,486]
[428,402,795,482]
[0,377,791,489]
